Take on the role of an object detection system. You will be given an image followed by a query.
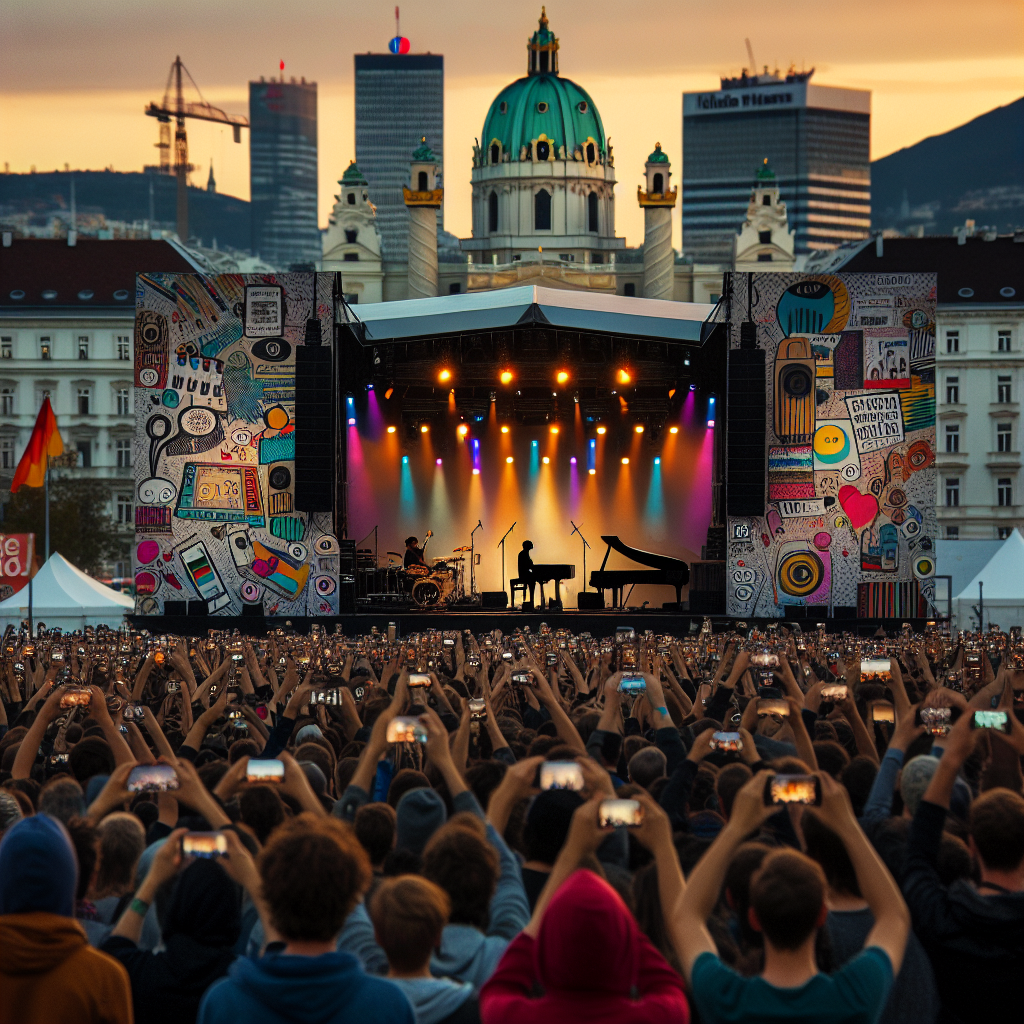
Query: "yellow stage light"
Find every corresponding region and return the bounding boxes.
[438,369,451,383]
[556,370,569,384]
[634,424,644,434]
[384,387,394,400]
[500,370,513,384]
[621,457,630,465]
[669,426,679,434]
[550,426,559,434]
[542,456,550,464]
[617,369,631,384]
[387,425,396,434]
[596,426,607,435]
[420,425,429,434]
[506,456,514,464]
[457,424,469,437]
[501,425,510,434]
[588,468,596,475]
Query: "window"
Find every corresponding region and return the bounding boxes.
[945,526,959,540]
[946,331,959,353]
[587,192,598,233]
[998,478,1013,506]
[77,336,89,360]
[488,192,498,233]
[536,140,550,161]
[347,192,355,205]
[343,293,359,305]
[1,337,10,359]
[762,194,771,206]
[945,377,959,404]
[344,229,358,244]
[76,440,91,468]
[448,283,461,295]
[653,172,664,194]
[77,387,91,415]
[116,388,130,416]
[945,424,959,453]
[998,527,1013,539]
[586,142,595,164]
[998,376,1012,403]
[116,335,130,360]
[945,477,960,506]
[535,189,551,231]
[0,388,13,416]
[0,438,13,470]
[757,254,773,262]
[40,337,51,360]
[998,330,1011,352]
[758,230,772,244]
[116,439,132,468]
[998,423,1013,452]
[624,283,636,297]
[417,170,428,191]
[343,253,358,262]
[116,493,133,524]
[490,142,500,165]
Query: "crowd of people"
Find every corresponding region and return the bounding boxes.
[0,619,1022,1024]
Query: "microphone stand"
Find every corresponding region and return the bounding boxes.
[498,522,516,593]
[570,521,590,592]
[470,520,482,599]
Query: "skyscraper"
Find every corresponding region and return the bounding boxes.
[249,77,320,269]
[355,53,443,262]
[682,70,870,262]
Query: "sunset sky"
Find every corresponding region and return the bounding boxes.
[2,0,1021,248]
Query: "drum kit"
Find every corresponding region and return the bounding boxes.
[358,544,475,608]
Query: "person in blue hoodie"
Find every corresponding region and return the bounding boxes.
[198,814,413,1024]
[369,875,479,1024]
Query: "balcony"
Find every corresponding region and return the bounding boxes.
[936,451,970,471]
[985,451,1021,470]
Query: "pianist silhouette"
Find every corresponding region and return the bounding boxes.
[517,540,536,606]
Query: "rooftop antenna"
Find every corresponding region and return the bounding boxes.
[396,5,400,36]
[745,38,756,76]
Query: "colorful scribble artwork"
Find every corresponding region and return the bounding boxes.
[133,273,340,616]
[727,273,937,616]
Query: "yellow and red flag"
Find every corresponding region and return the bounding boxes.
[10,397,63,493]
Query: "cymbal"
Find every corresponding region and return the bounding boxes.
[452,546,471,552]
[386,551,403,556]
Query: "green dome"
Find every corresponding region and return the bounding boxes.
[756,157,776,182]
[341,161,367,185]
[482,73,606,161]
[412,137,436,161]
[647,143,669,164]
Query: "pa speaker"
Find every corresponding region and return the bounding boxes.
[187,600,209,617]
[577,592,605,610]
[241,602,265,617]
[294,344,334,512]
[163,600,187,617]
[481,591,508,609]
[727,348,767,517]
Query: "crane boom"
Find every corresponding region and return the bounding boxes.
[145,56,249,241]
[745,38,756,76]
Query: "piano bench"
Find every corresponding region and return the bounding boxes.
[510,578,531,608]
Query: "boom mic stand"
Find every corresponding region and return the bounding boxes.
[498,522,516,593]
[470,520,482,600]
[570,521,591,594]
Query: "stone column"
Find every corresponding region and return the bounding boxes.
[642,205,673,301]
[407,205,439,299]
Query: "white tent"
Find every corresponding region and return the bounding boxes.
[951,528,1024,631]
[0,553,134,632]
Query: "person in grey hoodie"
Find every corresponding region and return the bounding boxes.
[370,875,479,1024]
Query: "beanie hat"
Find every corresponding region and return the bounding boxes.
[900,755,939,818]
[0,814,78,916]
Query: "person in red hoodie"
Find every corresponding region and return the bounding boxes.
[480,790,689,1024]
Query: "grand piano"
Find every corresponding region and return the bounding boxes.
[588,536,690,609]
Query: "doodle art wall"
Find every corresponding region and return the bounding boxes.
[132,273,341,617]
[727,272,937,617]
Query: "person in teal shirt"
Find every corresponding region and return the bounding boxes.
[670,769,910,1024]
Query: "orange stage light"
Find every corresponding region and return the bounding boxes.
[457,424,469,437]
[596,426,607,435]
[387,425,396,434]
[501,425,510,434]
[500,370,513,384]
[438,369,451,383]
[617,369,631,384]
[556,370,569,384]
[550,425,559,434]
[634,424,644,434]
[506,456,514,464]
[621,457,630,465]
[384,387,394,400]
[669,426,679,434]
[420,425,429,434]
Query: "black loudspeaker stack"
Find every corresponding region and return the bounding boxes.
[481,591,508,609]
[726,347,767,517]
[337,539,357,614]
[577,592,605,610]
[294,339,334,513]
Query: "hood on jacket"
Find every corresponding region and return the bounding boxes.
[390,976,474,1024]
[534,869,641,996]
[0,814,78,917]
[0,913,88,975]
[163,858,242,948]
[227,950,374,1024]
[431,922,488,977]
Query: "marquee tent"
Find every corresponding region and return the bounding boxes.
[951,528,1024,631]
[0,553,134,632]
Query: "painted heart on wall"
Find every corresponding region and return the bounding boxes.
[838,485,879,530]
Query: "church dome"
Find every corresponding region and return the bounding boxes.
[481,11,607,163]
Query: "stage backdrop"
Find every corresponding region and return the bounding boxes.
[132,272,341,617]
[726,272,937,618]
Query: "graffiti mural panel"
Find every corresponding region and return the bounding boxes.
[727,272,936,617]
[133,273,340,616]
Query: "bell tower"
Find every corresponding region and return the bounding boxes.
[638,143,677,300]
[403,138,443,298]
[527,7,559,75]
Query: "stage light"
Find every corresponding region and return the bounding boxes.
[402,455,409,464]
[668,388,676,398]
[501,425,510,434]
[531,440,538,447]
[617,369,631,384]
[707,419,716,427]
[634,424,644,434]
[384,387,394,400]
[683,357,691,367]
[438,369,451,383]
[420,425,429,434]
[596,426,607,435]
[550,425,559,434]
[387,425,397,434]
[348,417,356,425]
[556,370,569,384]
[542,456,550,464]
[346,396,354,405]
[570,457,577,465]
[588,468,596,475]
[457,424,469,437]
[621,457,630,465]
[654,457,661,465]
[669,426,679,434]
[506,456,514,464]
[500,370,513,384]
[436,458,443,466]
[366,383,374,391]
[689,384,696,391]
[472,467,480,475]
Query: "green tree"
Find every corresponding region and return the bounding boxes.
[2,479,124,575]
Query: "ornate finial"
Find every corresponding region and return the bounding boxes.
[540,6,547,26]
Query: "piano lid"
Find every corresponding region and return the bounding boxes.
[600,536,688,572]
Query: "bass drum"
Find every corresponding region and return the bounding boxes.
[412,576,443,607]
[405,564,431,578]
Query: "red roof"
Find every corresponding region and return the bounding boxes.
[0,238,202,310]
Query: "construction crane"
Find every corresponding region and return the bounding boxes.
[146,57,249,242]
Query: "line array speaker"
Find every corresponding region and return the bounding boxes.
[294,344,334,512]
[481,591,508,609]
[337,538,357,614]
[727,348,767,517]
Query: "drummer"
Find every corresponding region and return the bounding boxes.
[404,536,427,570]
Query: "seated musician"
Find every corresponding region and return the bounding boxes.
[517,539,536,606]
[404,536,427,570]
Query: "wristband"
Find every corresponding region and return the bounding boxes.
[656,706,669,716]
[129,897,150,916]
